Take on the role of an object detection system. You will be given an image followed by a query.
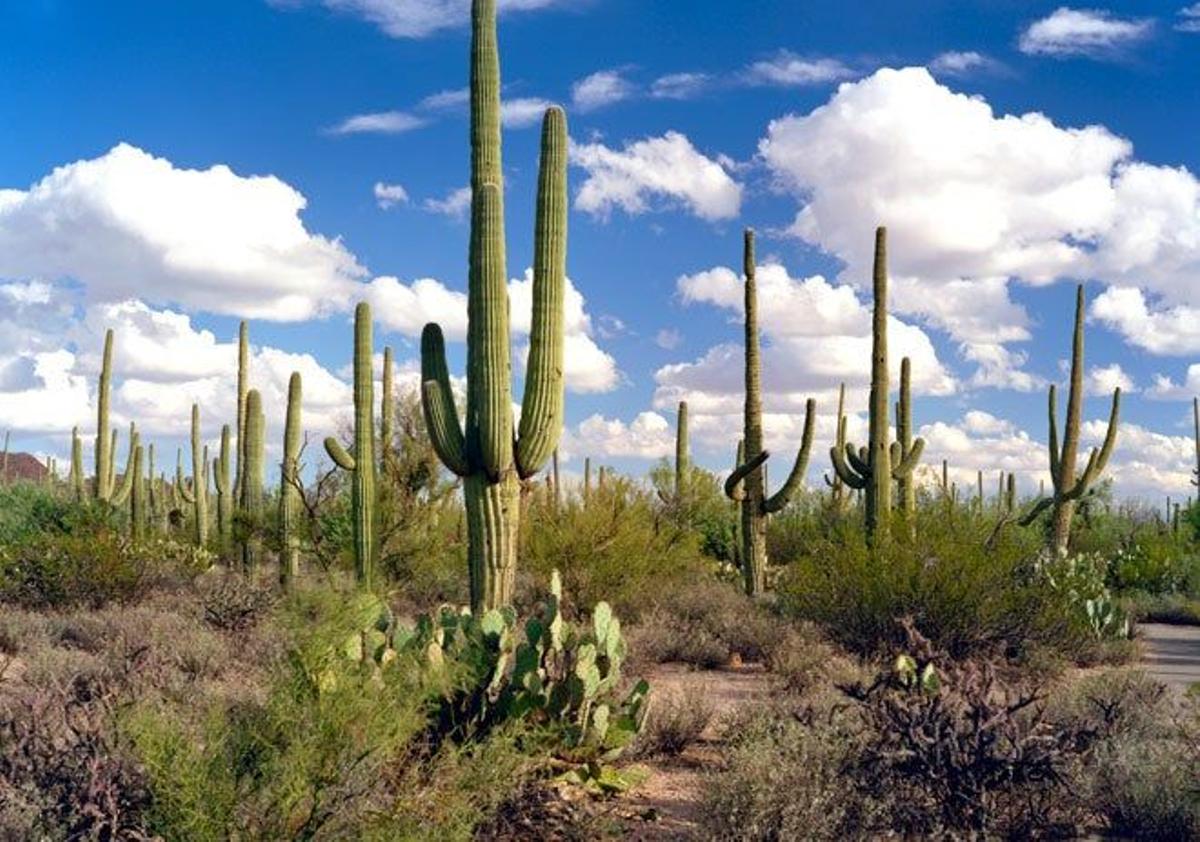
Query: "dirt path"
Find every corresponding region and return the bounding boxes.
[613,663,774,840]
[1138,622,1200,691]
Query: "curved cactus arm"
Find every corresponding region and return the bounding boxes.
[112,424,138,506]
[1074,387,1121,492]
[324,437,357,472]
[1019,495,1055,527]
[176,447,195,504]
[724,450,770,500]
[823,473,836,489]
[764,398,816,514]
[830,444,868,491]
[892,437,926,478]
[845,442,871,477]
[515,107,568,479]
[1047,384,1062,489]
[472,182,513,480]
[889,441,901,465]
[420,323,469,476]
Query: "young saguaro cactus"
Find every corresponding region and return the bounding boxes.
[325,303,377,587]
[823,384,849,512]
[723,229,817,596]
[233,321,249,504]
[674,401,689,500]
[893,356,921,523]
[241,389,265,572]
[830,228,925,542]
[95,329,115,501]
[419,0,567,612]
[190,405,208,546]
[214,425,233,551]
[70,427,85,501]
[280,372,303,585]
[1020,286,1120,553]
[130,444,145,541]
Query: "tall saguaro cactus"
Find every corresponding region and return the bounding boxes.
[1192,397,1199,489]
[214,425,233,550]
[419,0,567,612]
[830,228,925,542]
[894,356,921,522]
[723,229,817,596]
[280,372,303,585]
[95,329,115,501]
[234,321,249,504]
[189,405,208,546]
[823,384,848,512]
[130,444,145,541]
[675,401,689,499]
[1020,286,1120,553]
[241,390,265,572]
[70,427,85,501]
[325,303,378,587]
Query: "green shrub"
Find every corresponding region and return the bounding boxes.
[1124,591,1200,625]
[519,476,708,618]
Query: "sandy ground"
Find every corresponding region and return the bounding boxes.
[1138,622,1200,691]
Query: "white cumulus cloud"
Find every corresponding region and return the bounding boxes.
[743,52,853,86]
[374,182,410,209]
[571,69,636,112]
[1019,7,1153,57]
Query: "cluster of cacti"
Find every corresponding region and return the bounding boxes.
[419,0,567,611]
[829,228,924,542]
[723,229,817,596]
[1019,286,1120,554]
[325,302,378,587]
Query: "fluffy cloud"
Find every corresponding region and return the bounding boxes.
[0,143,365,321]
[328,110,427,135]
[743,52,852,86]
[1090,287,1200,355]
[571,69,636,112]
[422,186,472,219]
[571,132,743,221]
[650,72,711,100]
[365,271,620,393]
[563,412,675,460]
[501,98,556,128]
[1085,363,1135,396]
[655,328,682,350]
[928,51,996,76]
[374,182,410,209]
[1018,7,1153,57]
[963,343,1046,392]
[1086,420,1196,496]
[1179,3,1200,32]
[758,67,1200,352]
[1145,364,1200,401]
[273,0,570,39]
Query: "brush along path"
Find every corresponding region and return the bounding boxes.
[616,663,774,840]
[1138,622,1200,691]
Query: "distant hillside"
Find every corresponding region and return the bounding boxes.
[2,452,50,482]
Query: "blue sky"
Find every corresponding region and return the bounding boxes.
[0,0,1197,499]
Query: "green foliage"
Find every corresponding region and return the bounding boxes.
[520,475,709,618]
[649,461,740,565]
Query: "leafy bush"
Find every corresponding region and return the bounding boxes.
[519,476,709,618]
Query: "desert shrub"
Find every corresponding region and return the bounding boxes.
[519,476,709,618]
[1125,590,1200,625]
[698,702,871,841]
[0,653,152,838]
[198,571,276,631]
[1105,528,1199,595]
[625,578,784,668]
[0,482,120,546]
[1088,727,1200,840]
[766,624,862,696]
[778,510,1090,659]
[632,690,714,757]
[649,462,742,565]
[0,529,210,609]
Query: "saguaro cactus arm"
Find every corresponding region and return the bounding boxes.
[515,107,567,478]
[1064,388,1121,500]
[830,443,869,490]
[892,438,926,478]
[112,424,138,506]
[764,398,817,514]
[420,324,469,476]
[324,437,357,471]
[725,450,770,499]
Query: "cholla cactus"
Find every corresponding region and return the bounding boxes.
[325,303,377,587]
[1020,286,1120,554]
[830,228,924,542]
[723,229,817,596]
[419,0,567,611]
[280,372,303,585]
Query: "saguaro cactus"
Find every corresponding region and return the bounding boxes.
[241,390,265,571]
[214,425,233,550]
[894,356,921,522]
[675,401,689,499]
[1020,286,1120,553]
[823,384,849,512]
[325,303,377,586]
[234,321,249,503]
[130,444,145,541]
[723,229,817,596]
[95,329,114,501]
[419,0,567,612]
[280,372,303,585]
[189,405,208,546]
[1192,397,1198,489]
[111,424,138,507]
[70,427,85,501]
[830,228,925,542]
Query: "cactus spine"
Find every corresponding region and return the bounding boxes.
[280,372,302,585]
[95,330,114,501]
[723,229,817,596]
[214,425,233,550]
[1021,286,1120,553]
[325,303,378,586]
[830,228,924,541]
[419,0,567,611]
[241,390,265,572]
